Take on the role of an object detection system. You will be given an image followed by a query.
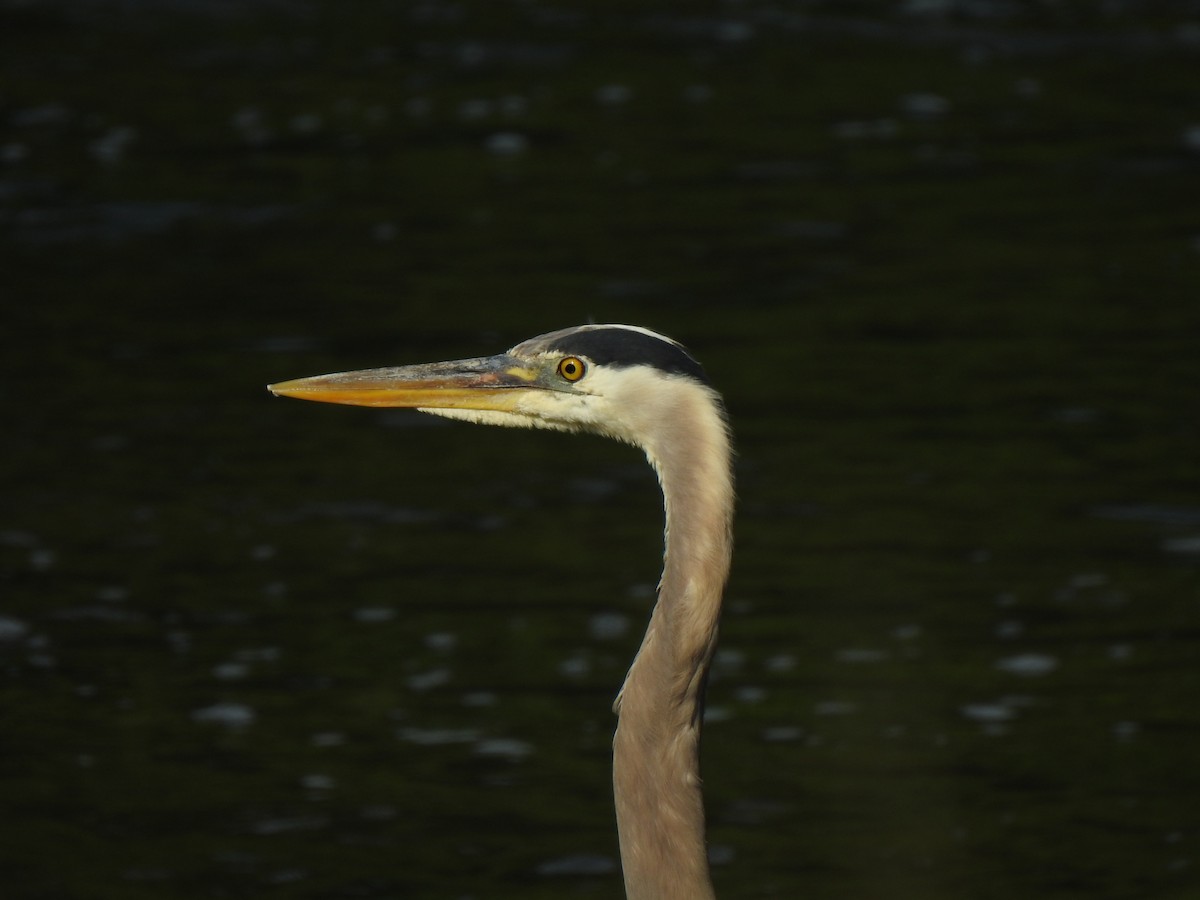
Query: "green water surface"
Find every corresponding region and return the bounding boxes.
[2,2,1198,898]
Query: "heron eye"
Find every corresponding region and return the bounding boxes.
[557,356,587,382]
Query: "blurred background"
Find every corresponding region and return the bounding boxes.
[2,1,1198,898]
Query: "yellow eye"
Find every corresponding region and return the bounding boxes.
[557,356,586,382]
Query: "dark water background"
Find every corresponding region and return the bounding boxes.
[3,2,1199,898]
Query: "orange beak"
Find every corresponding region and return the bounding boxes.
[268,354,542,411]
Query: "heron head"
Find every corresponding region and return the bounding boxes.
[268,324,717,451]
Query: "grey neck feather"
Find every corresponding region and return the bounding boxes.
[612,386,734,900]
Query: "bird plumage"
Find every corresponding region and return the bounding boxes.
[269,325,734,899]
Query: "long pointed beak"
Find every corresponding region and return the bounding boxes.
[268,354,541,411]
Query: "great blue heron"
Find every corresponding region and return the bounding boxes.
[269,324,733,900]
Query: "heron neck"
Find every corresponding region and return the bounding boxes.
[612,388,733,900]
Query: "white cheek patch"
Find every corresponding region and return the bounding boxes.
[418,363,723,455]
